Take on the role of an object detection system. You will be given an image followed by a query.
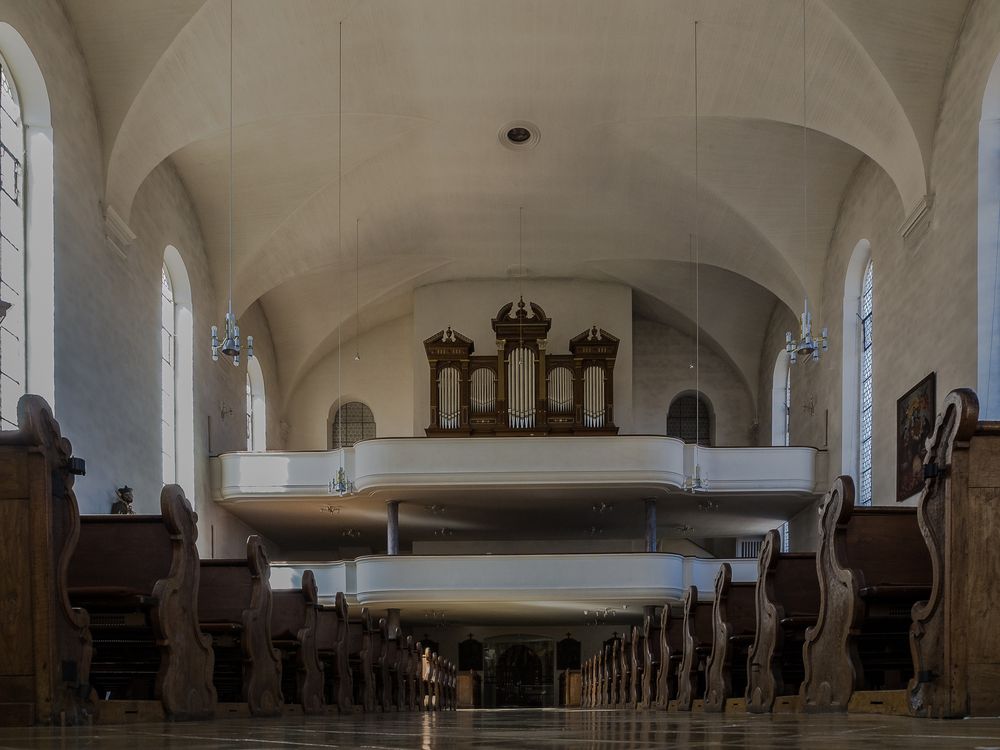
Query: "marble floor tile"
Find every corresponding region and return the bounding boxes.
[2,709,1000,749]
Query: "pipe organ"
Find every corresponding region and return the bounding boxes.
[423,299,619,436]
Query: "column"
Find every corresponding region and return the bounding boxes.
[387,500,400,556]
[644,498,657,553]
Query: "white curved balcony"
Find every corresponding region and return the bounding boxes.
[215,436,821,503]
[269,553,758,618]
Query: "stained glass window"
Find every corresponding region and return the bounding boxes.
[666,393,711,445]
[859,260,874,506]
[331,401,375,449]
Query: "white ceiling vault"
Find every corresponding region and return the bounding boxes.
[62,0,969,404]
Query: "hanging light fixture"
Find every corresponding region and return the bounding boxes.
[330,20,353,498]
[684,20,707,493]
[786,0,828,365]
[211,0,253,367]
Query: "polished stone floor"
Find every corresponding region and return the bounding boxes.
[4,709,1000,749]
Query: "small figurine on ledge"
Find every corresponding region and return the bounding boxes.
[111,485,135,515]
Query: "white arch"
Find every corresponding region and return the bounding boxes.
[841,239,871,479]
[771,350,790,447]
[979,55,1000,419]
[246,355,266,451]
[0,24,53,409]
[163,245,195,500]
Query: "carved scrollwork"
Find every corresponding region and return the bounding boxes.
[242,535,283,716]
[676,585,698,711]
[704,563,733,713]
[746,529,782,713]
[655,604,671,709]
[296,570,325,715]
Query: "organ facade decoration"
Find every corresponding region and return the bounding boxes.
[423,299,619,436]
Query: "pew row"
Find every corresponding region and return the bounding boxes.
[800,476,932,713]
[909,388,1000,718]
[316,593,353,713]
[746,529,819,713]
[68,485,216,722]
[270,570,325,715]
[197,536,282,717]
[676,586,713,711]
[655,605,683,709]
[0,395,93,726]
[704,563,755,713]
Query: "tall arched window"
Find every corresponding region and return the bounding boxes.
[161,247,193,495]
[160,265,175,482]
[858,260,874,506]
[246,355,266,451]
[0,54,25,429]
[331,401,375,449]
[666,392,711,445]
[771,350,791,446]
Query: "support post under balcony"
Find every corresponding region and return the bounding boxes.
[387,500,400,556]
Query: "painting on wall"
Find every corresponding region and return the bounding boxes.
[896,372,936,502]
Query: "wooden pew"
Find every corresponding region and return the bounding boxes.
[629,625,643,707]
[417,645,432,710]
[676,585,713,711]
[198,535,282,716]
[404,637,420,711]
[610,638,622,707]
[800,476,932,713]
[746,528,819,713]
[655,604,684,709]
[316,592,352,713]
[909,388,1000,718]
[0,394,93,726]
[640,611,660,709]
[704,563,755,712]
[376,617,396,712]
[270,570,324,715]
[68,484,215,721]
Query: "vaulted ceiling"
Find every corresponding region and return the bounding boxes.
[62,0,970,403]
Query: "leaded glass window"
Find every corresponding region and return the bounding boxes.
[859,260,874,506]
[161,265,176,483]
[0,59,25,430]
[331,401,375,449]
[666,393,711,445]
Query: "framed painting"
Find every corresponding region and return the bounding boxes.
[896,372,936,502]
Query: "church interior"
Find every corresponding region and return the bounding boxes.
[2,0,1000,746]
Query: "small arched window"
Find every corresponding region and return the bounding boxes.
[246,356,266,451]
[331,401,375,449]
[859,259,874,506]
[666,393,711,445]
[0,56,25,429]
[771,350,791,446]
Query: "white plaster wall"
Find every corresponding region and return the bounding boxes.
[632,317,755,446]
[285,316,415,450]
[0,1,272,557]
[412,279,633,434]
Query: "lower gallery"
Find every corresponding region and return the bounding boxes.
[1,0,1000,747]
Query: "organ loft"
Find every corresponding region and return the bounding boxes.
[0,1,997,747]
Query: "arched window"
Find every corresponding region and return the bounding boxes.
[771,350,791,446]
[331,401,375,449]
[160,265,175,482]
[858,260,874,506]
[0,54,25,428]
[246,356,266,451]
[161,248,193,495]
[666,393,711,445]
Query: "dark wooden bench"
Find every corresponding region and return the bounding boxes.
[353,609,377,711]
[676,585,713,711]
[801,475,932,712]
[629,625,643,707]
[68,484,215,721]
[401,636,420,710]
[0,395,93,725]
[316,592,352,713]
[704,563,756,712]
[655,604,683,709]
[640,611,660,709]
[746,528,819,713]
[270,569,324,715]
[376,617,397,712]
[198,535,282,716]
[610,637,623,707]
[909,388,1000,718]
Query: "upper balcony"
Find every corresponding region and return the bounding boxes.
[212,436,824,553]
